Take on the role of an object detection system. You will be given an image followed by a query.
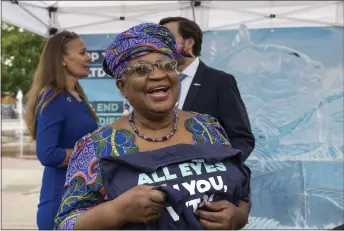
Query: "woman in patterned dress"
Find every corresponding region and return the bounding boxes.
[54,23,251,230]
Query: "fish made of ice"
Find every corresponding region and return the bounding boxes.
[229,25,324,101]
[203,25,328,126]
[203,24,343,160]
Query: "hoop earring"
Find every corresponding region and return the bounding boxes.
[123,101,130,116]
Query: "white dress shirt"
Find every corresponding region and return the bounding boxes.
[177,57,200,109]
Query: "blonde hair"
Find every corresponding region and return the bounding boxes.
[24,31,98,140]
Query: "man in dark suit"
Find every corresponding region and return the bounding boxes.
[159,17,255,161]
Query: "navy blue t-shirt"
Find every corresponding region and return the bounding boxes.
[100,143,251,230]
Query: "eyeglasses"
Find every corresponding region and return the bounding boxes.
[61,32,77,45]
[123,60,177,77]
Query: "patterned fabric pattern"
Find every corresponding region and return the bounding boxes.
[54,113,232,230]
[103,23,193,79]
[91,127,138,157]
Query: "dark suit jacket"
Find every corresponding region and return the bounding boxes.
[182,61,255,161]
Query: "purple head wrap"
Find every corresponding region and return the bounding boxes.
[103,23,193,79]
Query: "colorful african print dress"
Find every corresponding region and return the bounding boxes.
[54,113,251,230]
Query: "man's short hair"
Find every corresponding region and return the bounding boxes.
[159,17,203,56]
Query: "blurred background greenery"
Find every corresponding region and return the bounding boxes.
[1,22,46,95]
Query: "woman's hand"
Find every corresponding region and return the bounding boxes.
[58,149,74,167]
[196,200,248,230]
[73,185,166,229]
[115,185,167,224]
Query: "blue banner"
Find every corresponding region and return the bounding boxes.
[87,50,110,78]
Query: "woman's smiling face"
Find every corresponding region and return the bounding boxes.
[116,52,179,114]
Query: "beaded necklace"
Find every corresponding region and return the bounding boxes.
[129,110,178,142]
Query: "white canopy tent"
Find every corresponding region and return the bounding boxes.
[2,0,344,37]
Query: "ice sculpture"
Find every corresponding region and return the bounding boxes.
[202,24,344,229]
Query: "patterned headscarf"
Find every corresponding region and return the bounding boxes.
[103,23,193,79]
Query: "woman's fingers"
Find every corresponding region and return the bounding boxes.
[148,189,166,204]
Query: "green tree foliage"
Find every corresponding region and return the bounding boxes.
[1,23,46,95]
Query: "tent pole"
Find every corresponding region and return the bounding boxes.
[203,2,343,30]
[48,6,58,35]
[10,0,49,28]
[206,1,340,20]
[190,0,196,22]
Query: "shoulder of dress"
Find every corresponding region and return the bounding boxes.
[90,125,139,157]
